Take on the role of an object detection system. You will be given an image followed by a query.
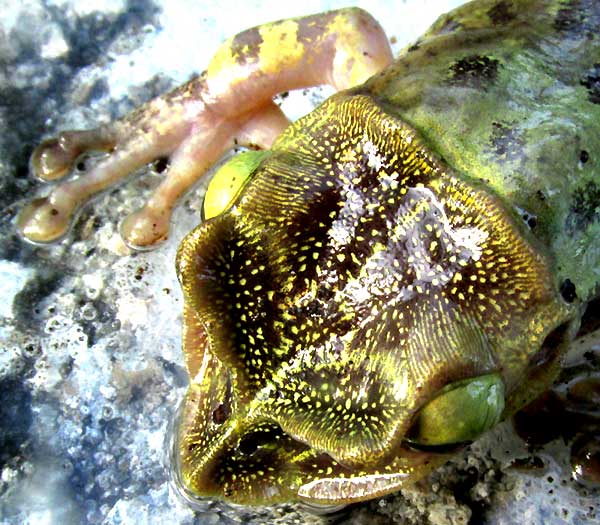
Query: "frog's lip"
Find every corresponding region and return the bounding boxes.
[167,400,347,515]
[297,500,349,515]
[166,398,217,512]
[166,398,251,513]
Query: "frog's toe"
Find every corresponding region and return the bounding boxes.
[30,129,116,181]
[30,137,74,181]
[120,207,170,250]
[17,193,75,244]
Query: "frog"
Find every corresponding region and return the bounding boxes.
[17,0,600,508]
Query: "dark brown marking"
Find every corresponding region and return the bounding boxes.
[488,121,525,162]
[448,55,501,90]
[567,181,600,232]
[230,27,263,66]
[580,64,600,105]
[212,403,230,425]
[487,1,516,24]
[577,296,600,338]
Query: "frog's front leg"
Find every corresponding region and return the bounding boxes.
[17,8,392,249]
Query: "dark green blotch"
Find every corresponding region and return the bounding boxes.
[488,121,525,162]
[567,180,600,232]
[448,55,500,90]
[553,0,600,38]
[487,1,516,25]
[580,64,600,105]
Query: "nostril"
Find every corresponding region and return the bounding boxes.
[211,402,230,425]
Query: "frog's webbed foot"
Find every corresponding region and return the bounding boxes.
[19,117,168,246]
[17,83,289,249]
[18,7,392,250]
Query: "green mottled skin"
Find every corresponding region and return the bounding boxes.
[174,0,599,506]
[363,0,600,303]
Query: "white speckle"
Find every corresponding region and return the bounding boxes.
[363,139,387,171]
[116,295,149,328]
[100,384,117,400]
[26,509,55,525]
[146,425,167,454]
[450,225,488,262]
[346,282,371,304]
[81,272,105,301]
[40,29,68,59]
[327,185,365,250]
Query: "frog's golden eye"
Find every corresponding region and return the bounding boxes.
[407,373,505,447]
[203,150,270,220]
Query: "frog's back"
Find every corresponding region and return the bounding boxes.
[361,0,600,303]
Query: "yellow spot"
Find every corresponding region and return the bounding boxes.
[256,21,306,77]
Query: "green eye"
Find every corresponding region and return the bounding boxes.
[203,150,270,220]
[408,374,505,446]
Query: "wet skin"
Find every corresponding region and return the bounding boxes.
[18,0,600,507]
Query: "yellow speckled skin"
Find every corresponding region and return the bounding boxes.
[176,92,574,504]
[21,0,600,508]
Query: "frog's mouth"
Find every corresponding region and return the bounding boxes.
[169,331,505,505]
[167,397,206,512]
[168,313,572,506]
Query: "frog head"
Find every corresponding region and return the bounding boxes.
[173,94,575,506]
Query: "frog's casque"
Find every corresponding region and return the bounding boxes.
[20,0,599,507]
[175,92,573,504]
